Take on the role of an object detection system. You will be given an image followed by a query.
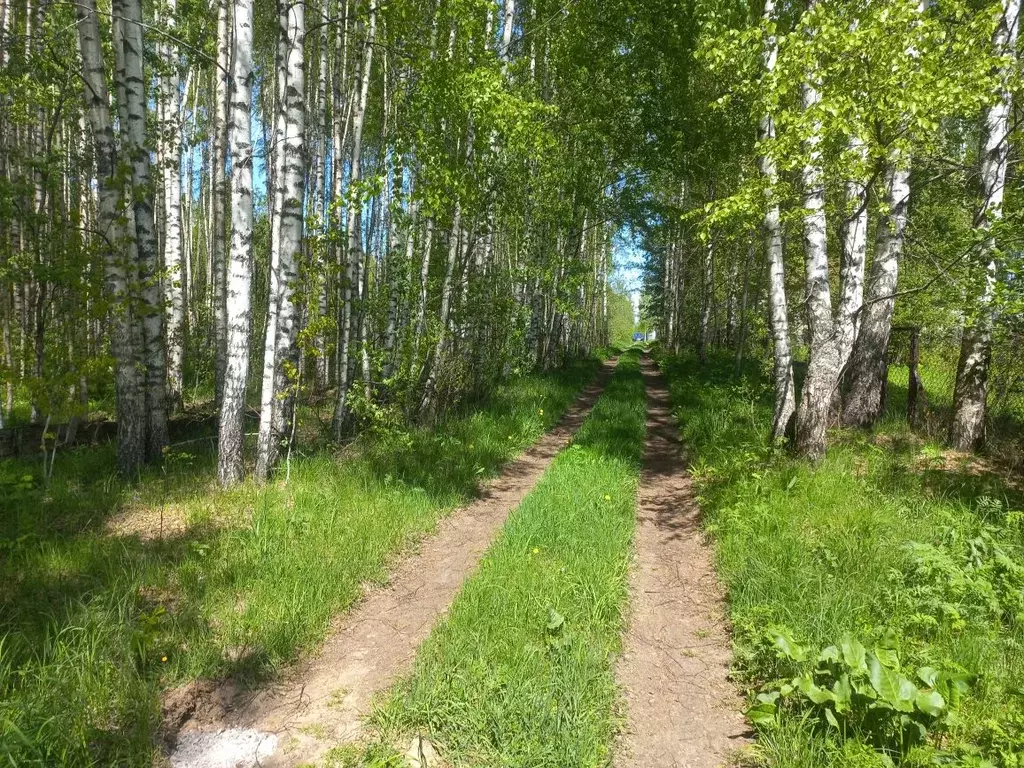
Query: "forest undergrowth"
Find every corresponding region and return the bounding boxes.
[0,357,601,767]
[659,351,1024,768]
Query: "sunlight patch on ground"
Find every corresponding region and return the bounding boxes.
[170,729,277,768]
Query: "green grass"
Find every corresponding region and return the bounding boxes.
[659,351,1024,768]
[361,352,647,767]
[0,358,600,767]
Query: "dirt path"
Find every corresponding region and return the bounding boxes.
[166,359,617,768]
[614,356,750,768]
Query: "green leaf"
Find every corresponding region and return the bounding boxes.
[917,666,939,687]
[900,714,928,741]
[797,674,834,705]
[869,656,917,712]
[769,628,807,661]
[546,607,564,633]
[818,645,840,663]
[840,636,867,673]
[915,689,945,717]
[824,708,839,729]
[746,701,777,726]
[832,674,853,713]
[874,646,900,669]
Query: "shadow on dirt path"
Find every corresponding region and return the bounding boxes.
[165,358,619,768]
[615,356,751,768]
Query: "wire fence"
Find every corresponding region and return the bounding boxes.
[885,326,1024,459]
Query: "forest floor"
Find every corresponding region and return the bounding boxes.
[5,349,1022,767]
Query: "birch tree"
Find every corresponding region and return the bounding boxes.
[113,0,168,461]
[160,0,186,412]
[256,0,305,480]
[217,0,255,486]
[949,0,1020,450]
[758,0,796,442]
[332,0,376,439]
[793,8,840,461]
[75,0,146,476]
[843,165,909,427]
[211,0,231,406]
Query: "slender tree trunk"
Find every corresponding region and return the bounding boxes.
[759,0,795,442]
[212,0,231,406]
[698,236,713,360]
[662,244,674,345]
[75,0,147,476]
[0,0,10,67]
[217,0,255,486]
[420,200,460,419]
[843,165,909,427]
[332,0,375,438]
[312,7,330,391]
[839,157,868,353]
[114,0,169,461]
[256,0,305,480]
[726,254,738,347]
[794,65,840,461]
[950,0,1020,451]
[413,215,434,370]
[161,0,186,412]
[734,240,754,376]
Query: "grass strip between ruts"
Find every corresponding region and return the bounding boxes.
[357,351,647,768]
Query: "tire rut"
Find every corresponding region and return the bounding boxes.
[614,356,751,767]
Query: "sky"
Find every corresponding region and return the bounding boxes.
[613,225,646,323]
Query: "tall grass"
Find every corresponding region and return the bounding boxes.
[660,352,1024,768]
[0,359,599,767]
[362,352,647,767]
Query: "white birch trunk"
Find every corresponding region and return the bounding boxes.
[843,165,908,427]
[950,0,1020,451]
[212,0,231,405]
[794,68,840,461]
[836,135,868,378]
[0,0,10,68]
[332,0,375,438]
[161,0,185,412]
[698,236,713,360]
[217,0,255,486]
[843,0,926,429]
[256,0,305,480]
[419,201,461,418]
[114,0,169,461]
[759,0,796,442]
[75,0,147,476]
[662,246,674,346]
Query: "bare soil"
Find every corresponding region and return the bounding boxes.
[165,359,617,768]
[615,357,751,768]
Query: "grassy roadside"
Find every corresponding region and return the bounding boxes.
[0,358,601,767]
[351,352,647,767]
[659,352,1024,768]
